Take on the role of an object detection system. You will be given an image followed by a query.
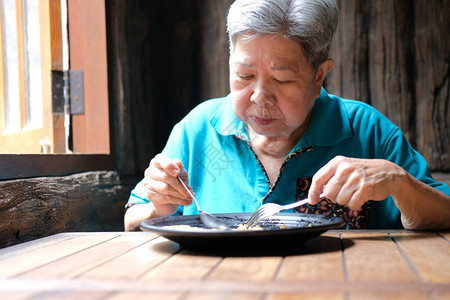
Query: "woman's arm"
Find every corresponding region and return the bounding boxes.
[308,156,450,230]
[390,171,450,229]
[124,202,162,231]
[123,153,193,231]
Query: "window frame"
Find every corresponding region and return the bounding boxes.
[0,0,113,180]
[0,0,54,154]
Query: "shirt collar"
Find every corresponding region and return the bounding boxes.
[210,89,352,148]
[210,94,245,137]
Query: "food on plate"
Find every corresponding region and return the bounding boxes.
[162,223,289,231]
[163,224,265,231]
[235,224,264,231]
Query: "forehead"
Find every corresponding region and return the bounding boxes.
[230,34,311,71]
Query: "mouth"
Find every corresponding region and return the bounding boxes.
[250,115,275,126]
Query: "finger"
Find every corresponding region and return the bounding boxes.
[178,166,189,182]
[333,184,356,207]
[325,167,359,205]
[147,155,191,198]
[177,177,197,200]
[153,153,182,177]
[146,167,189,198]
[322,174,344,204]
[346,190,366,211]
[146,183,193,206]
[150,194,192,216]
[144,177,190,199]
[332,161,377,208]
[345,180,372,211]
[153,193,193,207]
[309,156,344,204]
[145,162,169,181]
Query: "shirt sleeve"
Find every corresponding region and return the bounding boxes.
[125,179,150,209]
[125,121,187,214]
[381,128,450,194]
[370,127,450,229]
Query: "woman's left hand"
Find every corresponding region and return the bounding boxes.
[308,155,405,210]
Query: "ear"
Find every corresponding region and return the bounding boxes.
[314,59,334,97]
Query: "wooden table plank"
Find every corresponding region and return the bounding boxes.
[276,233,344,282]
[341,232,418,283]
[78,236,180,280]
[17,234,158,279]
[107,291,183,300]
[207,256,283,281]
[184,292,265,300]
[391,232,450,283]
[27,291,111,300]
[0,277,448,296]
[349,291,429,300]
[0,234,120,278]
[0,234,77,260]
[267,292,346,300]
[142,249,223,280]
[0,291,38,300]
[434,291,450,300]
[0,231,448,297]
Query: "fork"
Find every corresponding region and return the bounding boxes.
[177,177,231,231]
[245,193,326,228]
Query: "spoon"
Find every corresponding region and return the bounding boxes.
[177,177,231,231]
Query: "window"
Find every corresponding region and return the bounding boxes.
[0,0,52,154]
[0,0,112,180]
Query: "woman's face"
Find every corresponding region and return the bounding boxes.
[230,34,326,139]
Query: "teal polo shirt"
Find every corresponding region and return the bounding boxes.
[127,89,450,229]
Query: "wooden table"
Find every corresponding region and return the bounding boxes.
[0,230,449,299]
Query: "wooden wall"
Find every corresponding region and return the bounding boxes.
[108,0,449,177]
[107,0,234,177]
[327,0,450,171]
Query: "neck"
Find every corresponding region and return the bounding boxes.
[248,133,295,158]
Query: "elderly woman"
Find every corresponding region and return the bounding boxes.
[124,0,450,231]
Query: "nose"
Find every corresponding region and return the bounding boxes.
[250,79,275,106]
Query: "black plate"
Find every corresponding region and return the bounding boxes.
[140,213,345,251]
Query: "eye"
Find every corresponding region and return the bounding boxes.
[274,78,292,85]
[237,73,254,81]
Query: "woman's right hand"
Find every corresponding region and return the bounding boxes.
[142,153,193,216]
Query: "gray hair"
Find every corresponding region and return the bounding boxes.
[226,0,338,70]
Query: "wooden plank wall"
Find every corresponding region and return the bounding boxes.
[107,0,234,176]
[326,0,449,171]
